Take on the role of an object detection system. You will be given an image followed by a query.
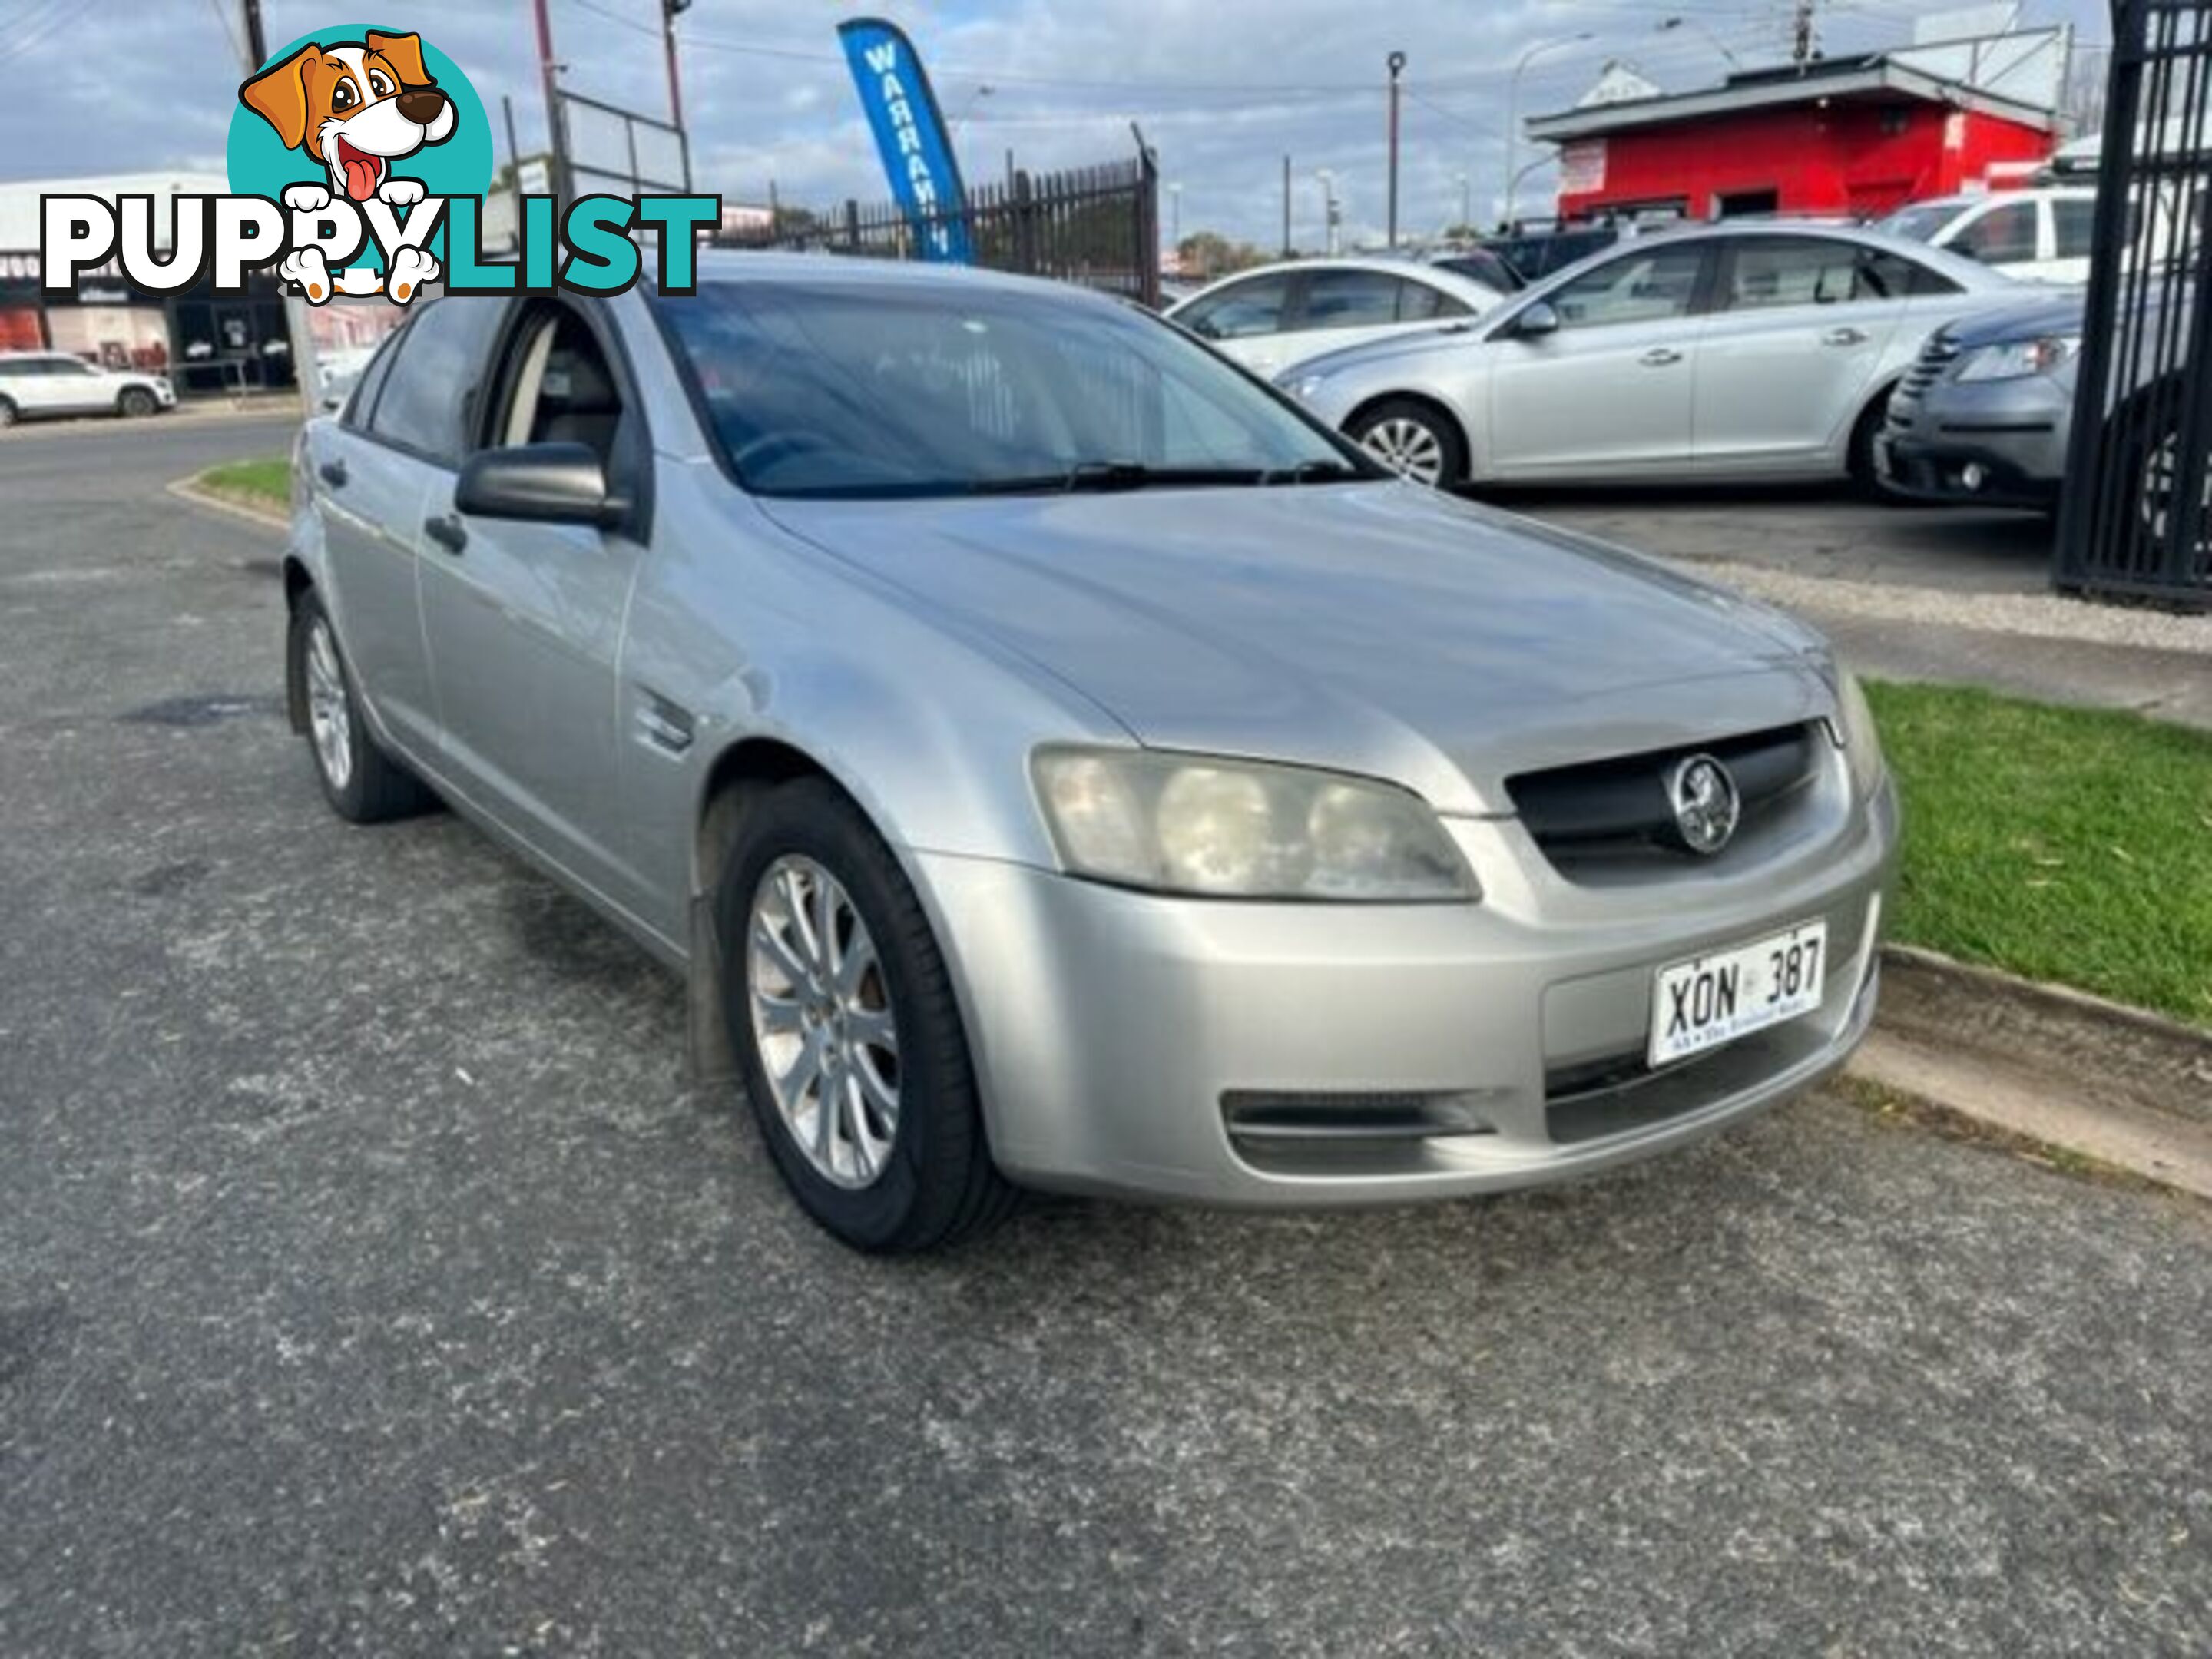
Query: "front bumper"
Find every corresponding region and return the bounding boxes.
[1879,377,2069,509]
[916,775,1899,1207]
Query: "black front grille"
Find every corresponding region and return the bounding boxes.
[1895,330,1961,404]
[1507,722,1820,869]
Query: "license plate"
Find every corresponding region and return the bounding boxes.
[1647,920,1827,1068]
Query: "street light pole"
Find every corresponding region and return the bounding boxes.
[1314,169,1339,256]
[1503,31,1592,229]
[1386,51,1406,250]
[1169,181,1182,250]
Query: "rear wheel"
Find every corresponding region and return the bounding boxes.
[719,777,1016,1253]
[287,590,435,822]
[118,386,157,418]
[1349,398,1467,488]
[0,396,16,429]
[1847,388,1901,502]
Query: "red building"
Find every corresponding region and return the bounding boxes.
[1525,55,2060,224]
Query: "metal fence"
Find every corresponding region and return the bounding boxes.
[717,151,1162,308]
[2055,0,2212,608]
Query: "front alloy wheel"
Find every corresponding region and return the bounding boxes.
[1349,398,1466,488]
[303,613,354,793]
[747,855,902,1190]
[2139,422,2212,563]
[719,777,1015,1252]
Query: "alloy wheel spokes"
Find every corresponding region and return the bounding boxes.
[305,620,353,790]
[747,855,901,1189]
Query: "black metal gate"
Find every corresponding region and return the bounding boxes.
[2055,0,2212,608]
[717,147,1162,310]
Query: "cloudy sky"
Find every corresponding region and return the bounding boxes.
[0,0,2108,247]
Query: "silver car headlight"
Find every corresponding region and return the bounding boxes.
[1031,748,1477,902]
[1955,334,2078,382]
[1283,373,1328,404]
[1830,668,1886,796]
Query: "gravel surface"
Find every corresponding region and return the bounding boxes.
[5,418,2210,1656]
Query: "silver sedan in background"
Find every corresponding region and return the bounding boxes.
[1283,222,2022,490]
[285,255,1896,1253]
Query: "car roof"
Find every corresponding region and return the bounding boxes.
[1166,255,1506,313]
[1552,217,2009,287]
[687,247,1120,306]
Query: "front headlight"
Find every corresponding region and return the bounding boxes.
[1830,668,1886,796]
[1031,748,1477,902]
[1283,373,1328,404]
[1955,334,2079,382]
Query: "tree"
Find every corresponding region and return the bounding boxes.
[1177,230,1268,280]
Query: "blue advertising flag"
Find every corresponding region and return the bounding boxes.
[836,16,974,263]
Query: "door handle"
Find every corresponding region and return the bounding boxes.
[1639,347,1683,367]
[1822,327,1870,346]
[318,458,347,488]
[423,514,468,555]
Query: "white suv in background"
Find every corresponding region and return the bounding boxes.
[0,352,176,427]
[1878,187,2098,286]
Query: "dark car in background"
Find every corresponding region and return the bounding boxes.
[1878,294,2084,512]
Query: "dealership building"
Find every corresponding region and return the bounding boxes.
[0,173,402,399]
[1526,49,2064,223]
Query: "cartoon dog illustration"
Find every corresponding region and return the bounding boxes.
[240,31,451,303]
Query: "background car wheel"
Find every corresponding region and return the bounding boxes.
[719,777,1016,1253]
[117,387,157,419]
[1349,399,1467,489]
[0,396,16,429]
[286,590,435,823]
[1847,390,1903,503]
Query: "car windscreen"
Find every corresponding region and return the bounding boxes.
[1878,204,1960,244]
[654,280,1366,498]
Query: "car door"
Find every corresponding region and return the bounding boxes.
[1691,236,1909,470]
[415,299,657,920]
[307,303,502,760]
[1483,240,1714,478]
[1171,273,1294,373]
[0,358,56,413]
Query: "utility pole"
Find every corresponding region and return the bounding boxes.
[237,0,321,416]
[1282,154,1292,257]
[662,0,692,187]
[532,0,569,200]
[1386,51,1406,249]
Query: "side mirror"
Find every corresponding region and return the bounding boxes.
[1512,300,1561,338]
[455,442,628,528]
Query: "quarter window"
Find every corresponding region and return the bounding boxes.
[1548,246,1707,329]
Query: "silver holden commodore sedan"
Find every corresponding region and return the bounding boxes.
[1280,222,2020,491]
[285,253,1897,1253]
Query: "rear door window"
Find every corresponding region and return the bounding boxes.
[2053,197,2098,260]
[1293,270,1407,331]
[1722,237,1866,310]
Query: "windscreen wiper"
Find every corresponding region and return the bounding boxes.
[965,462,1267,495]
[1260,459,1368,485]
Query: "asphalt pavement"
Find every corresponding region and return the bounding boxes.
[3,416,2210,1656]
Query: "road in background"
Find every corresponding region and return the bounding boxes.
[4,420,2209,1655]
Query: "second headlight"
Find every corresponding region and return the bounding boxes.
[1032,748,1477,902]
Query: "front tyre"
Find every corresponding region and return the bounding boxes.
[1349,398,1467,488]
[720,778,1015,1253]
[287,590,434,822]
[118,386,158,418]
